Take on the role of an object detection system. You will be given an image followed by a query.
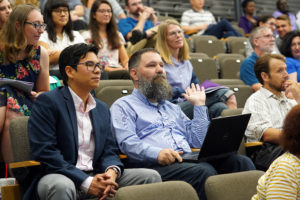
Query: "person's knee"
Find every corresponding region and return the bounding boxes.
[226,95,237,109]
[38,174,76,200]
[138,169,162,183]
[229,154,256,171]
[208,102,227,118]
[193,163,218,178]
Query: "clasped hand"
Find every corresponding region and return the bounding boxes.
[182,83,206,106]
[88,173,119,200]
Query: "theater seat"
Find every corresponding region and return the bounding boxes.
[205,170,264,200]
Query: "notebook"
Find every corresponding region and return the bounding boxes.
[182,113,251,162]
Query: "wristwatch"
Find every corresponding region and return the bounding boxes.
[110,167,120,176]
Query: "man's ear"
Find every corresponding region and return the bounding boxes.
[253,38,259,48]
[130,68,138,82]
[261,72,269,83]
[65,65,75,81]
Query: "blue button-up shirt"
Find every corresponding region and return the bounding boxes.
[110,88,210,166]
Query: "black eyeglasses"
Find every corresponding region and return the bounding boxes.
[25,22,47,30]
[76,61,104,72]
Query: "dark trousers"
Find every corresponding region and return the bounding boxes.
[204,19,242,39]
[151,154,255,200]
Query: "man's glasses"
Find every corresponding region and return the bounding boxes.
[25,22,47,30]
[53,8,69,15]
[76,61,104,72]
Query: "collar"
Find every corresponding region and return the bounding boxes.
[251,52,258,59]
[68,86,96,113]
[260,87,288,102]
[132,88,165,107]
[192,8,205,13]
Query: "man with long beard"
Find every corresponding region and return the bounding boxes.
[243,53,300,171]
[110,48,255,200]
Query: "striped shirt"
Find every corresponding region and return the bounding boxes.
[243,87,297,142]
[252,152,300,200]
[181,9,216,35]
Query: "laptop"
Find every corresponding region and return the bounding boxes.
[182,113,251,162]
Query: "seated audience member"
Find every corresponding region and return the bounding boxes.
[38,0,85,79]
[40,0,88,30]
[82,0,130,79]
[110,48,256,200]
[0,4,49,165]
[275,14,293,49]
[245,15,278,57]
[156,20,237,119]
[238,0,258,34]
[252,104,300,200]
[243,54,300,171]
[87,0,126,21]
[27,43,161,200]
[181,0,242,38]
[0,0,12,30]
[273,0,297,31]
[256,15,276,33]
[279,31,300,82]
[240,27,275,92]
[118,0,157,44]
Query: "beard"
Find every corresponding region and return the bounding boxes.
[268,78,287,92]
[261,43,275,53]
[131,8,143,18]
[138,74,173,102]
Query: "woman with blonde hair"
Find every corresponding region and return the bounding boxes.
[0,4,49,165]
[156,19,237,119]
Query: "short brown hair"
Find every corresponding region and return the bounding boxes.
[276,14,291,25]
[254,54,285,84]
[281,105,300,155]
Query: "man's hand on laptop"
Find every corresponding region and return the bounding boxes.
[158,149,183,166]
[182,84,206,106]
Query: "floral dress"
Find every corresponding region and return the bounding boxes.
[0,46,41,116]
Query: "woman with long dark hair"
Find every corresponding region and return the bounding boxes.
[38,0,85,77]
[280,31,300,83]
[82,0,129,79]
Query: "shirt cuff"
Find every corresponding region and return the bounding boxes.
[80,176,93,193]
[194,105,209,119]
[105,165,122,178]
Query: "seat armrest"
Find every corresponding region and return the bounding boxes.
[119,154,128,159]
[9,161,41,193]
[191,148,200,152]
[245,142,263,157]
[244,142,263,148]
[9,160,40,169]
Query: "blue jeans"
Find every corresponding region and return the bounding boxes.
[179,88,229,119]
[151,154,255,200]
[204,19,242,39]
